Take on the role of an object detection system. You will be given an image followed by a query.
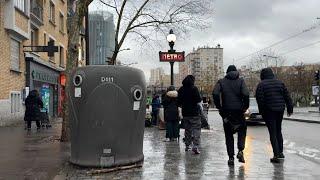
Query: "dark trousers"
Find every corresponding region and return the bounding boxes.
[152,110,159,125]
[166,121,180,139]
[27,120,40,129]
[222,112,247,157]
[263,111,284,157]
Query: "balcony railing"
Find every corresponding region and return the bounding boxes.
[30,0,43,24]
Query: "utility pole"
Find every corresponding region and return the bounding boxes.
[315,70,320,111]
[263,55,278,75]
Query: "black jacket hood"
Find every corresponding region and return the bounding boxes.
[225,71,239,80]
[182,75,195,87]
[260,68,275,80]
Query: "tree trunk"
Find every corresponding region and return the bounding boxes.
[61,0,91,142]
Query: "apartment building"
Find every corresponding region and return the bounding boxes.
[89,11,115,65]
[149,67,165,86]
[0,0,68,124]
[178,45,224,94]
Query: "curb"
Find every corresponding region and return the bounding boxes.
[308,111,320,113]
[283,117,320,124]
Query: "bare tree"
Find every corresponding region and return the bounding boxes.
[248,49,286,72]
[98,0,214,64]
[62,0,214,141]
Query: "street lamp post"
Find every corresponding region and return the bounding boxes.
[167,29,176,86]
[263,54,278,75]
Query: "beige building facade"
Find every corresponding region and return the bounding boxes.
[178,45,224,95]
[0,0,68,125]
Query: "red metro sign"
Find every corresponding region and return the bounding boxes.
[159,51,185,62]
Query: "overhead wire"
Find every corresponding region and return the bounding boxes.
[279,40,320,56]
[224,22,320,67]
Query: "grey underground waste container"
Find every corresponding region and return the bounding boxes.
[69,65,146,167]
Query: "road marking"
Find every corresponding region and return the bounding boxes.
[283,139,320,162]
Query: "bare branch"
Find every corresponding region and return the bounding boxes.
[99,0,120,16]
[118,0,151,49]
[115,0,128,44]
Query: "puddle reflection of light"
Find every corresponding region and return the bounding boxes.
[243,135,253,175]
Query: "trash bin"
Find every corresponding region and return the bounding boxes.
[69,65,146,167]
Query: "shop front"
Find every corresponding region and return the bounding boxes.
[25,54,63,117]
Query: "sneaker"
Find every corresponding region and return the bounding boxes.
[228,157,235,166]
[192,147,200,155]
[278,153,285,159]
[237,151,245,163]
[270,157,280,163]
[163,138,171,142]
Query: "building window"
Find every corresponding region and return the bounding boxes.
[10,39,20,71]
[31,29,39,46]
[49,1,55,24]
[59,46,64,67]
[59,12,64,33]
[11,92,21,113]
[14,0,26,13]
[43,33,47,45]
[48,37,55,63]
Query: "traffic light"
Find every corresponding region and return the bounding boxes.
[315,70,320,81]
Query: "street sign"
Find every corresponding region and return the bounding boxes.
[312,85,319,96]
[159,51,185,62]
[23,40,59,57]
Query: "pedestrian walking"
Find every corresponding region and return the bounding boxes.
[151,94,161,126]
[199,97,210,129]
[213,65,250,165]
[178,75,202,154]
[24,90,44,131]
[255,68,293,163]
[162,86,180,142]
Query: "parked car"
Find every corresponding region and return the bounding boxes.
[244,98,264,123]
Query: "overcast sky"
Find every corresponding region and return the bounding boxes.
[90,0,320,81]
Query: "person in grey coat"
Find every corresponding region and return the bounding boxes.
[213,65,249,165]
[178,75,202,154]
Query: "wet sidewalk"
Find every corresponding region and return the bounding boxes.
[55,119,320,179]
[0,119,69,180]
[284,107,320,124]
[1,115,320,179]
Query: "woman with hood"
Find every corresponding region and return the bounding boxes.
[24,90,43,131]
[162,86,180,141]
[178,75,202,154]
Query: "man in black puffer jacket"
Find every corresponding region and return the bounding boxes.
[178,75,202,154]
[213,65,249,165]
[256,68,293,163]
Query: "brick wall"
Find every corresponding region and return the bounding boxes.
[15,10,29,33]
[29,0,68,67]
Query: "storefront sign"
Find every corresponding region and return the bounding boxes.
[32,70,58,84]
